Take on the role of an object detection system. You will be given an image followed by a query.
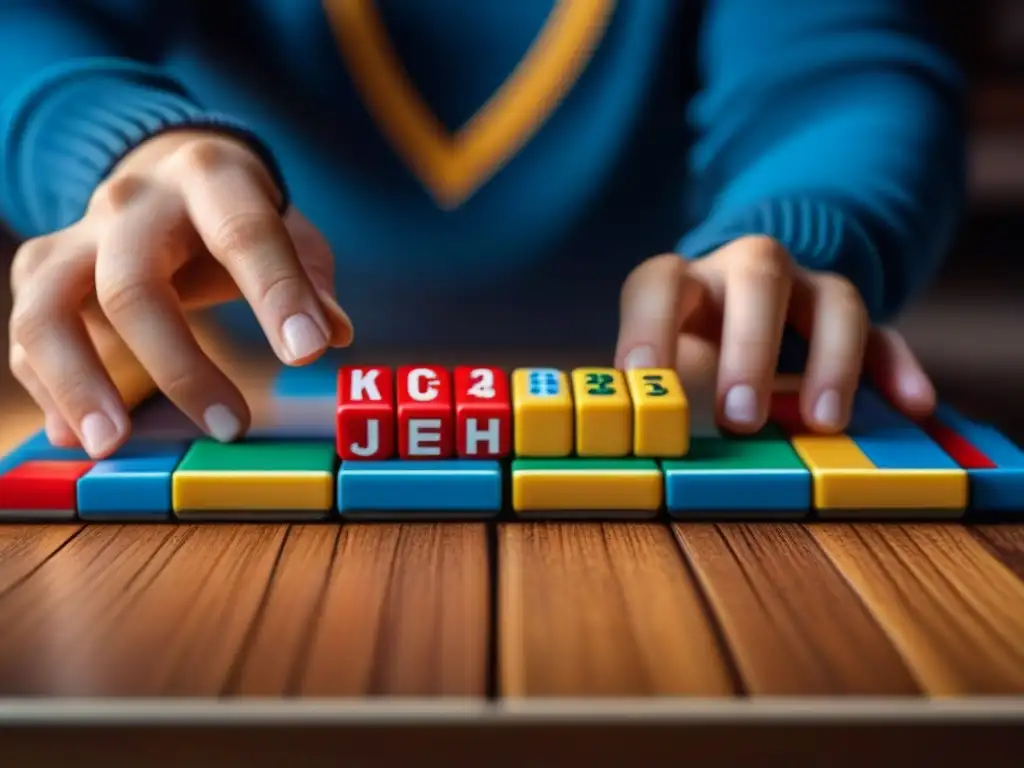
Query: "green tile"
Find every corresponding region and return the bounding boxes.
[661,436,805,471]
[176,440,336,473]
[511,458,659,472]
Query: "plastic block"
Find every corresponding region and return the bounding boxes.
[78,445,189,520]
[172,440,336,519]
[337,459,501,518]
[570,368,631,457]
[337,366,395,459]
[662,434,809,515]
[396,365,453,459]
[624,368,689,457]
[0,460,95,520]
[453,366,511,458]
[510,368,573,457]
[510,457,661,517]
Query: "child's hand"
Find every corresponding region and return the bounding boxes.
[9,131,353,457]
[615,236,936,434]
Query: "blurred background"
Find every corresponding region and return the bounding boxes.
[0,2,1021,431]
[911,1,1023,433]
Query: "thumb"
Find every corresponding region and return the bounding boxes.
[614,253,689,371]
[284,209,354,347]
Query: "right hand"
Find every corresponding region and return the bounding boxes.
[9,130,354,457]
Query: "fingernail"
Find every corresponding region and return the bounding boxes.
[723,384,758,425]
[898,374,933,401]
[813,389,843,429]
[281,313,327,362]
[624,345,657,371]
[204,404,242,442]
[80,411,120,455]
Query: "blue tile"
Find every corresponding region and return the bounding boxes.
[664,469,810,513]
[661,437,810,515]
[934,403,1024,512]
[848,390,959,470]
[77,448,189,519]
[337,459,501,517]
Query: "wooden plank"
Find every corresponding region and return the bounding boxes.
[298,523,489,696]
[0,524,178,694]
[972,525,1024,580]
[810,523,1024,694]
[227,525,340,695]
[673,523,920,695]
[0,525,83,594]
[498,522,735,697]
[0,524,285,695]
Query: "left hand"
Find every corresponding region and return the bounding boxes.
[614,236,936,434]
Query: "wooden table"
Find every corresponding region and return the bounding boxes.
[0,332,1022,766]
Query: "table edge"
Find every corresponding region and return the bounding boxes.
[0,697,1021,724]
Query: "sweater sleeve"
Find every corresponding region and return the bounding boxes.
[0,1,283,238]
[677,0,967,322]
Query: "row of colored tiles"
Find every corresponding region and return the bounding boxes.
[0,394,1021,519]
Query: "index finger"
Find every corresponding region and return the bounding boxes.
[615,254,698,371]
[174,142,331,365]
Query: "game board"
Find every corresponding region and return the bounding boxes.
[0,363,1021,521]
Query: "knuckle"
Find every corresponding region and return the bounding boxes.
[209,211,280,260]
[730,245,790,283]
[96,274,157,319]
[172,138,236,177]
[153,366,201,404]
[90,174,146,214]
[622,253,681,297]
[9,344,30,381]
[252,268,307,310]
[12,237,53,286]
[818,274,868,322]
[10,304,54,349]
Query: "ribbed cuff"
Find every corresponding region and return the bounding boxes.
[1,58,288,236]
[677,196,888,322]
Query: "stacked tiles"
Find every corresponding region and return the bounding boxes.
[332,366,694,518]
[335,366,507,517]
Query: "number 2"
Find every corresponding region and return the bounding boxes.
[467,368,495,398]
[586,372,615,396]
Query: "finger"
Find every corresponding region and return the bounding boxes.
[95,194,251,442]
[615,254,702,371]
[10,251,129,458]
[174,142,332,364]
[793,273,869,432]
[711,240,793,433]
[283,209,354,347]
[864,326,936,417]
[674,333,719,394]
[9,343,79,447]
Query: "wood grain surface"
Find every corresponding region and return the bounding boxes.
[0,344,1020,701]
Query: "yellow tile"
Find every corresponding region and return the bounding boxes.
[511,468,662,514]
[624,368,689,457]
[511,368,573,457]
[570,368,632,457]
[791,435,967,511]
[172,471,334,511]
